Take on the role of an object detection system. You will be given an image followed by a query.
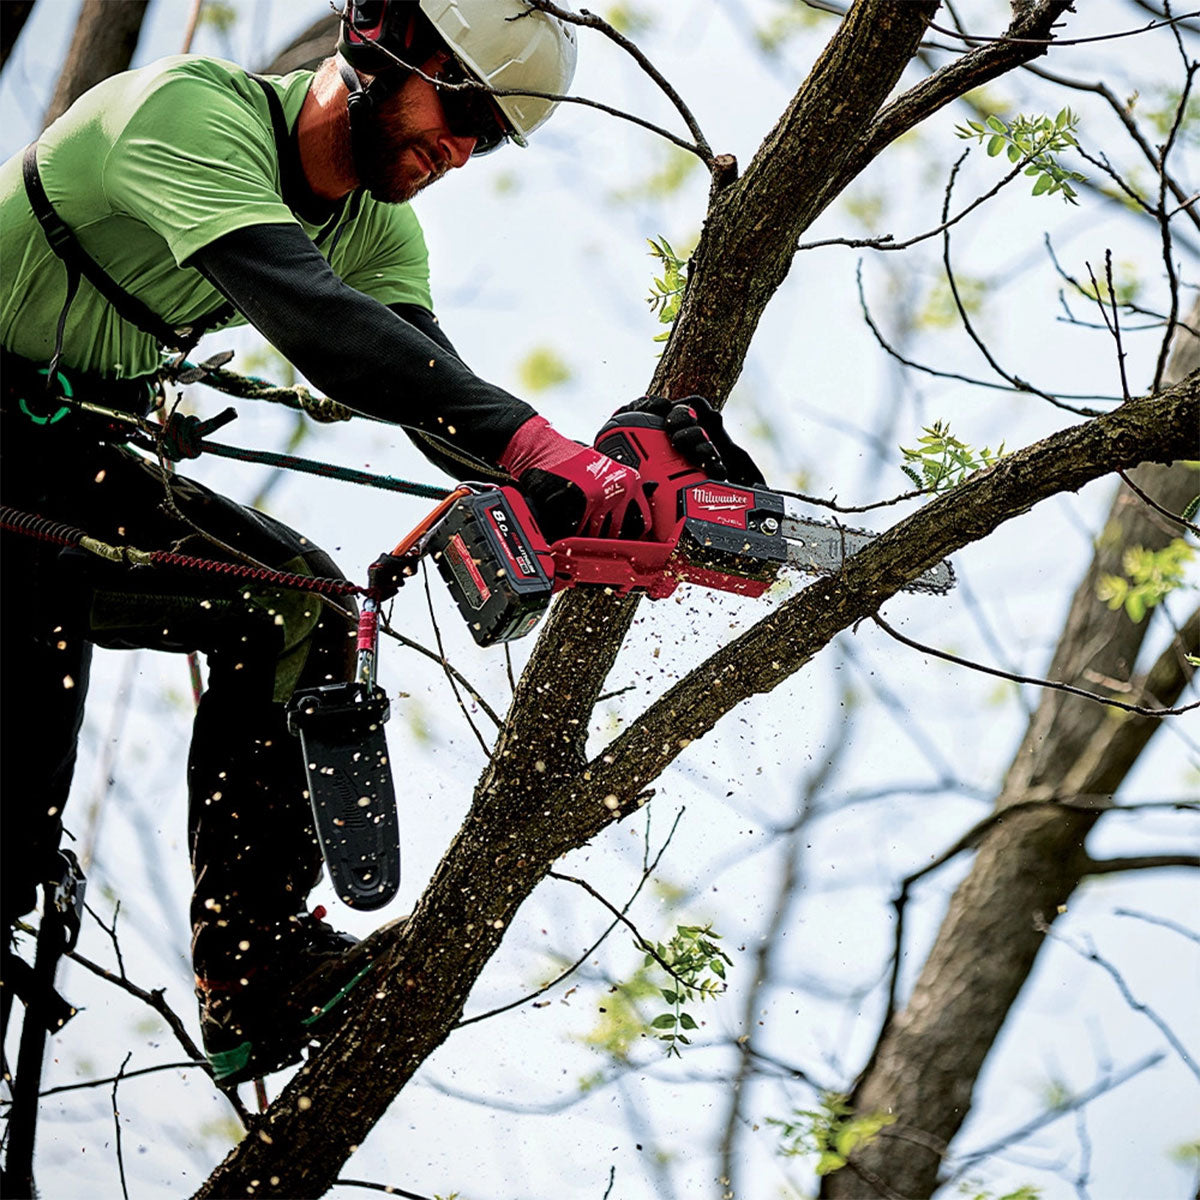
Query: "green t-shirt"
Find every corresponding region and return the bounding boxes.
[0,55,434,380]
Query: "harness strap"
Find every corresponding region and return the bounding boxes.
[248,73,294,192]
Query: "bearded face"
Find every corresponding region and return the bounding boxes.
[357,92,451,204]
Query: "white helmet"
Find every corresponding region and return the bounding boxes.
[419,0,576,145]
[338,0,577,150]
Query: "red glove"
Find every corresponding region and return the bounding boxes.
[500,416,651,543]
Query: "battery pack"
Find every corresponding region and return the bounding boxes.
[427,487,555,646]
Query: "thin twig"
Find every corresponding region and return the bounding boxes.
[1073,1107,1094,1200]
[456,808,684,1027]
[1073,145,1155,217]
[939,162,1100,417]
[771,482,931,515]
[111,1051,133,1200]
[872,613,1199,717]
[928,12,1200,47]
[797,139,1052,253]
[1083,253,1131,401]
[525,0,712,160]
[71,907,253,1128]
[380,620,502,728]
[1131,0,1200,33]
[1114,907,1200,945]
[420,561,492,757]
[855,262,1123,404]
[336,1180,435,1199]
[602,1165,617,1200]
[1153,58,1198,389]
[36,1060,210,1099]
[1083,853,1199,874]
[1037,925,1200,1082]
[332,4,712,164]
[68,950,205,1065]
[1020,64,1200,237]
[862,796,1198,1088]
[84,900,126,980]
[946,1052,1165,1180]
[548,869,724,992]
[1119,469,1200,537]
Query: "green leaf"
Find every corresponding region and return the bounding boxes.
[651,1013,677,1029]
[1032,173,1053,196]
[816,1150,847,1175]
[516,346,572,393]
[986,114,1007,133]
[987,134,1005,157]
[678,1012,698,1030]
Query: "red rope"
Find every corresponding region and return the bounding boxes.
[145,548,365,597]
[1,505,367,598]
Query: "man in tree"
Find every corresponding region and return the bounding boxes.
[0,0,675,1087]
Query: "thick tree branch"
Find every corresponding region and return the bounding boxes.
[42,0,149,131]
[651,0,941,403]
[1083,853,1200,874]
[550,379,1198,851]
[815,2,1079,250]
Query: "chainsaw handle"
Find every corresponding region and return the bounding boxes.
[593,413,707,544]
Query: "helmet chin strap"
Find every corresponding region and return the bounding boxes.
[336,52,407,187]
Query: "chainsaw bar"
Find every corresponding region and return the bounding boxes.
[286,682,400,911]
[777,503,956,595]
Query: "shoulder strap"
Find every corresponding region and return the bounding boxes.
[248,74,291,162]
[247,72,320,221]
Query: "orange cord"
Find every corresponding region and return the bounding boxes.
[389,485,472,558]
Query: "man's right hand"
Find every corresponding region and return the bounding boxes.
[499,415,651,543]
[614,395,766,487]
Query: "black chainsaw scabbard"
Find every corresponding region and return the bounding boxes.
[286,683,400,911]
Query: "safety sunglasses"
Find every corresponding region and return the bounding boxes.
[433,57,510,156]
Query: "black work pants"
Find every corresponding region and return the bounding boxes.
[0,405,356,970]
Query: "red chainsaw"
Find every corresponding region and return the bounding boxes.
[424,408,955,646]
[289,408,954,910]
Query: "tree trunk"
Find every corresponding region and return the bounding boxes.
[42,0,149,131]
[1,0,37,72]
[822,305,1200,1199]
[258,16,338,76]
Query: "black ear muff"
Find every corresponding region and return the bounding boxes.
[338,55,369,107]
